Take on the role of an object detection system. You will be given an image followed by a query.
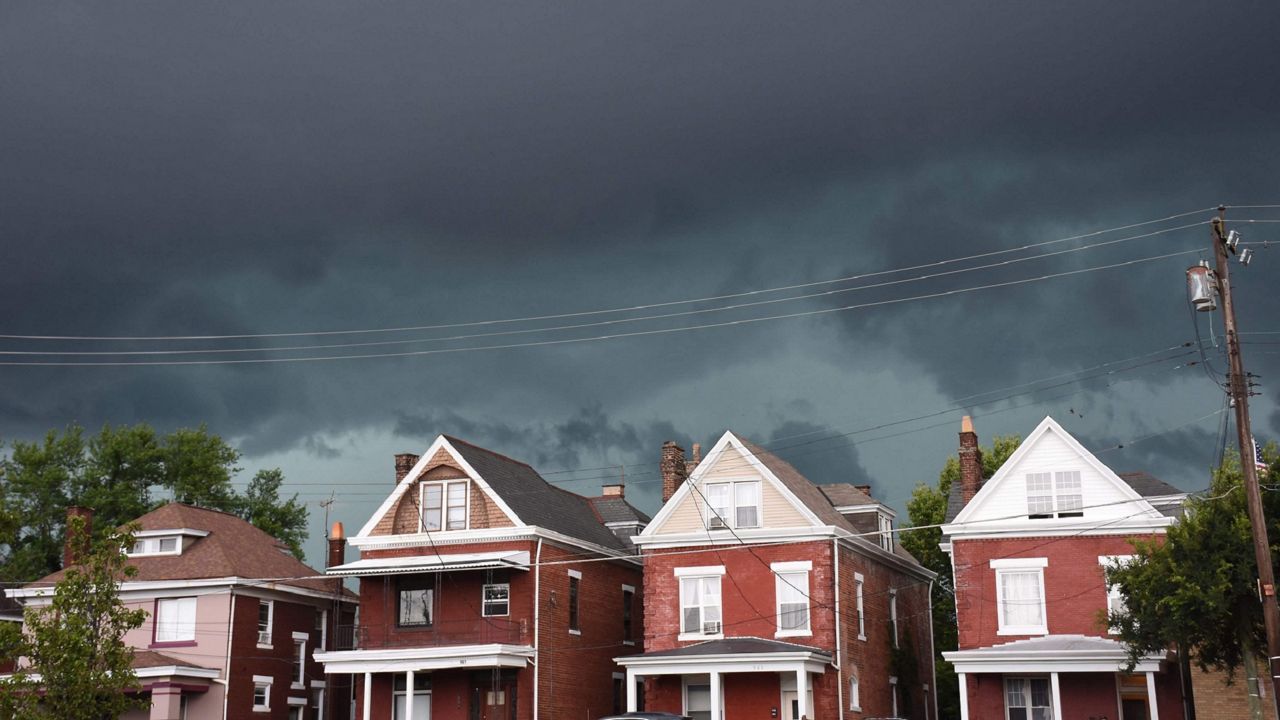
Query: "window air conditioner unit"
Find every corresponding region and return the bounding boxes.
[702,621,722,635]
[258,631,272,645]
[708,516,727,529]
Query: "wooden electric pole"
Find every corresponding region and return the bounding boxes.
[1211,206,1280,717]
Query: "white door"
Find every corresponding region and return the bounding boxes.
[781,690,815,720]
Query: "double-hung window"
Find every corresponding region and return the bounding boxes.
[676,566,724,639]
[568,570,581,634]
[257,600,274,647]
[622,584,635,643]
[1026,471,1083,519]
[252,676,272,712]
[483,583,510,617]
[154,597,196,643]
[772,561,811,637]
[703,480,761,529]
[854,572,866,640]
[292,632,308,688]
[397,577,433,627]
[991,557,1049,635]
[421,480,468,531]
[1099,555,1134,633]
[1006,677,1053,720]
[889,589,899,647]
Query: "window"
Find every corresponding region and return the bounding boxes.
[397,578,433,627]
[890,676,899,718]
[889,589,899,647]
[702,480,761,529]
[392,674,431,720]
[622,585,635,643]
[854,573,866,640]
[258,600,274,646]
[772,561,811,637]
[685,682,711,720]
[849,674,860,711]
[155,597,196,643]
[292,633,307,687]
[483,583,510,617]
[676,567,725,638]
[992,558,1049,635]
[878,513,894,551]
[288,709,302,720]
[420,480,468,531]
[1006,677,1053,720]
[316,610,327,650]
[568,570,581,633]
[128,536,182,556]
[252,676,272,712]
[312,687,326,720]
[1026,471,1083,519]
[1099,556,1134,633]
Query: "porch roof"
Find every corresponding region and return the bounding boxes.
[326,550,530,577]
[615,637,831,675]
[315,643,535,674]
[944,634,1167,674]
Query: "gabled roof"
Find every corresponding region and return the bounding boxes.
[626,636,829,659]
[29,503,347,597]
[817,483,877,508]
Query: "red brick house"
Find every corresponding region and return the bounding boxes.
[941,416,1189,720]
[618,431,937,720]
[314,435,647,720]
[9,503,356,720]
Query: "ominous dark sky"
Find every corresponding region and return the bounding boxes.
[3,1,1279,566]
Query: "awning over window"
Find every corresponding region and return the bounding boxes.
[326,550,530,577]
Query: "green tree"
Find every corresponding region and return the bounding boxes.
[1107,447,1279,690]
[237,468,309,559]
[901,433,1021,720]
[0,517,148,720]
[161,425,241,512]
[0,427,83,583]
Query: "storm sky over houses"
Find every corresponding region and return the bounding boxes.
[3,1,1279,565]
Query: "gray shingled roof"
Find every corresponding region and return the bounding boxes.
[630,636,830,658]
[817,483,877,508]
[445,436,632,552]
[588,496,651,525]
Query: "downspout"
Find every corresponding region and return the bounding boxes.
[222,589,237,720]
[533,538,543,720]
[927,578,939,720]
[833,538,844,715]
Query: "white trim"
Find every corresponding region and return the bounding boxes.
[347,525,639,565]
[990,557,1049,569]
[567,569,582,580]
[770,560,812,573]
[356,436,525,538]
[328,550,530,577]
[292,631,309,641]
[944,640,1165,674]
[134,528,210,539]
[287,696,307,706]
[621,583,635,593]
[12,576,352,605]
[315,643,534,674]
[994,566,1048,636]
[134,665,222,680]
[311,680,327,689]
[832,503,896,519]
[253,675,274,683]
[854,572,867,641]
[674,565,726,577]
[616,650,830,675]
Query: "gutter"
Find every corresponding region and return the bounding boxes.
[532,538,543,720]
[222,589,236,720]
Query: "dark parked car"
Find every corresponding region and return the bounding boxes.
[596,714,692,720]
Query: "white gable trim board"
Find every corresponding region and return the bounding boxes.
[943,417,1173,539]
[641,431,824,536]
[356,435,525,538]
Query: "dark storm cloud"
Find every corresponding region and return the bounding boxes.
[765,421,874,494]
[0,0,1278,521]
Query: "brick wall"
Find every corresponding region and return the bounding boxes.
[1193,663,1280,720]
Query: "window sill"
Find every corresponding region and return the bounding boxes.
[849,707,861,713]
[677,632,724,642]
[622,640,636,646]
[568,629,581,636]
[252,707,270,714]
[856,634,867,642]
[775,630,812,639]
[291,683,305,691]
[149,641,197,649]
[257,643,273,650]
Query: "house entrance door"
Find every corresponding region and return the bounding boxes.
[469,670,518,720]
[781,690,814,720]
[1121,699,1149,720]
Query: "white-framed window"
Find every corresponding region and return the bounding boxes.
[311,684,326,720]
[257,600,274,647]
[1099,555,1135,633]
[288,708,302,720]
[252,676,272,712]
[316,609,327,650]
[878,513,894,551]
[772,561,811,637]
[622,584,636,644]
[397,578,433,627]
[889,589,899,647]
[420,479,468,531]
[854,572,866,640]
[676,566,725,639]
[991,557,1049,635]
[890,676,899,718]
[393,674,431,720]
[849,672,860,711]
[1026,471,1084,519]
[703,480,761,529]
[684,678,712,720]
[1005,677,1053,720]
[128,536,182,557]
[292,632,308,688]
[568,569,581,634]
[155,597,197,643]
[483,583,510,617]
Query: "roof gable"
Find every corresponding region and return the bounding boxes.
[946,417,1168,535]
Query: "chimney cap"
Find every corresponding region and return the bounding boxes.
[961,415,974,434]
[331,521,345,540]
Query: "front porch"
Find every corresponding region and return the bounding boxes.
[617,637,831,720]
[946,634,1179,720]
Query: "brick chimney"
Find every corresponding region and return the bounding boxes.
[959,416,984,506]
[602,483,625,498]
[63,506,94,568]
[854,484,873,498]
[661,441,689,503]
[327,522,346,569]
[395,453,420,484]
[685,443,702,475]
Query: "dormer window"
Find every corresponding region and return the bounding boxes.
[128,536,181,556]
[877,513,894,552]
[703,481,761,529]
[1026,471,1083,519]
[420,480,468,531]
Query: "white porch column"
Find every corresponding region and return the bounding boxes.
[795,668,808,719]
[362,672,372,720]
[710,671,723,720]
[626,669,640,712]
[957,673,969,720]
[1050,672,1063,720]
[405,670,415,720]
[1146,671,1160,720]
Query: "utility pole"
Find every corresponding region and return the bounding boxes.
[1210,205,1280,716]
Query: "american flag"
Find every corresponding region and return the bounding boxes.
[1254,435,1269,472]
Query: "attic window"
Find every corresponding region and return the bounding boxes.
[420,480,468,531]
[877,513,894,552]
[128,536,181,557]
[1026,471,1084,519]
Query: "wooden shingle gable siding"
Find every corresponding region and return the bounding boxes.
[369,448,517,535]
